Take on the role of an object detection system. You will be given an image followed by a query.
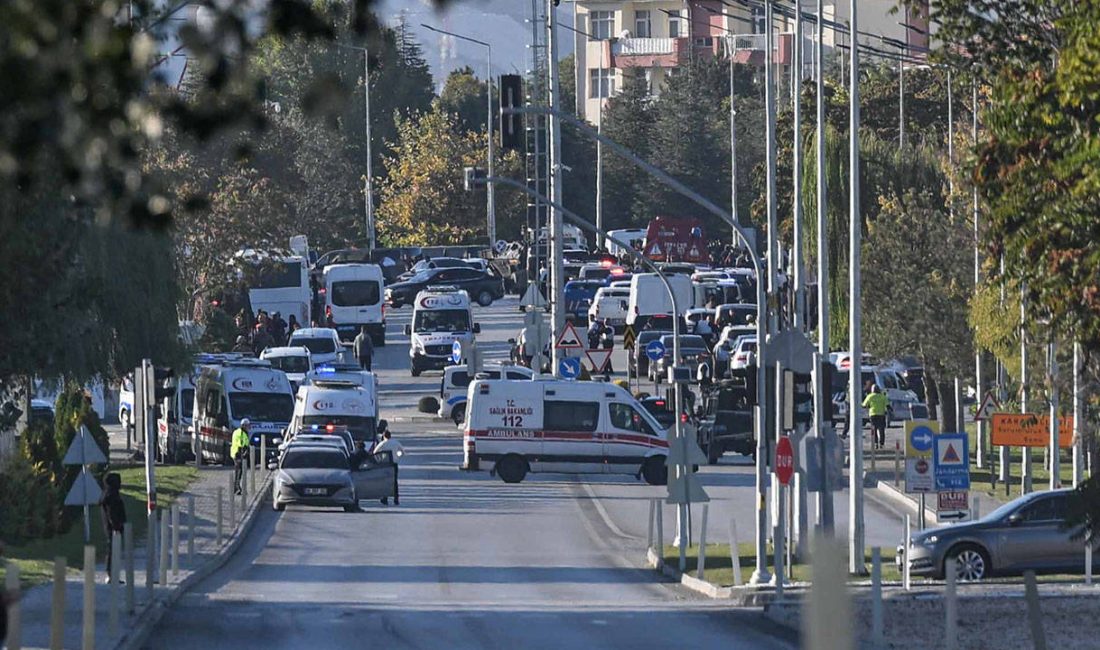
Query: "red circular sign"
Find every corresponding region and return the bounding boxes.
[915,458,929,474]
[775,436,794,486]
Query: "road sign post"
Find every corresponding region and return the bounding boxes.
[645,339,666,393]
[451,340,462,365]
[904,421,938,494]
[62,425,108,544]
[934,433,970,491]
[558,356,581,380]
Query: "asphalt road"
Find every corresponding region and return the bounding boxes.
[147,297,900,649]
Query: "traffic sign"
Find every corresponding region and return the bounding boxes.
[451,340,463,364]
[974,392,1000,420]
[62,427,108,466]
[904,420,938,494]
[933,433,970,491]
[554,322,584,349]
[667,428,709,505]
[645,339,666,362]
[622,325,637,351]
[64,470,103,506]
[584,348,613,373]
[991,413,1073,448]
[559,356,581,379]
[937,490,970,522]
[775,435,794,486]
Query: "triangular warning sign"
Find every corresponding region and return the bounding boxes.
[688,245,700,259]
[648,241,662,256]
[554,322,584,349]
[975,392,1000,420]
[585,348,613,372]
[520,283,547,308]
[942,443,961,464]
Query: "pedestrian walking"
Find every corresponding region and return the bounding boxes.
[372,430,405,506]
[231,419,252,495]
[353,326,374,371]
[99,472,127,583]
[287,314,301,336]
[863,385,889,449]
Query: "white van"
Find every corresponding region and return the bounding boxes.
[605,228,647,255]
[288,327,344,366]
[403,287,481,377]
[438,363,534,424]
[156,368,199,464]
[463,379,670,485]
[323,263,386,345]
[627,273,693,330]
[193,359,295,465]
[587,286,630,330]
[260,346,312,391]
[290,378,380,446]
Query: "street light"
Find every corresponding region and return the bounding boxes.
[422,24,497,245]
[332,43,376,251]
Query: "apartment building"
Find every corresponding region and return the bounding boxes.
[572,0,930,122]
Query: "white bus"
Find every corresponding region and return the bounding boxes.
[237,250,311,325]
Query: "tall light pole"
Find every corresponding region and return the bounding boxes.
[546,0,566,375]
[792,0,805,330]
[334,43,376,249]
[764,0,778,335]
[813,0,833,535]
[423,25,496,244]
[972,81,985,470]
[847,0,866,575]
[727,34,740,232]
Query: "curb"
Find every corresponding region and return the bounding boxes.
[111,473,273,650]
[868,474,937,528]
[644,547,803,607]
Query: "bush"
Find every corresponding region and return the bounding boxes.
[53,386,110,531]
[0,453,62,543]
[417,396,439,414]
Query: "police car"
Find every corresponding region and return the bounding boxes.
[438,363,534,425]
[463,378,669,485]
[403,287,481,377]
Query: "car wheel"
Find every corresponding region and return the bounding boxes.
[451,404,466,426]
[947,544,989,581]
[477,291,494,307]
[642,456,668,486]
[496,454,528,483]
[706,443,721,465]
[411,364,422,377]
[343,504,358,513]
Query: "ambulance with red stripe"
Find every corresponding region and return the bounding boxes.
[193,358,294,465]
[462,379,670,485]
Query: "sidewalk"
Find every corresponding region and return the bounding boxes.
[10,460,270,650]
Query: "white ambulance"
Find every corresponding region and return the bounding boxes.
[289,377,381,446]
[403,287,481,377]
[156,366,199,464]
[193,358,295,465]
[463,379,670,484]
[323,263,387,345]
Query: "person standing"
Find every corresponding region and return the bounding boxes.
[353,326,374,371]
[862,385,889,449]
[99,472,127,583]
[231,419,252,495]
[372,430,404,506]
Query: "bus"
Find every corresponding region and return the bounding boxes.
[236,250,311,325]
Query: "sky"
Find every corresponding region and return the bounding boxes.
[372,0,574,90]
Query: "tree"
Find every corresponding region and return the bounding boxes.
[439,66,490,133]
[599,67,655,230]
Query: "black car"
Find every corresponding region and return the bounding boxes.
[628,330,672,379]
[385,267,505,307]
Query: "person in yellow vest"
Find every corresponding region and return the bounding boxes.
[862,385,889,450]
[230,418,252,495]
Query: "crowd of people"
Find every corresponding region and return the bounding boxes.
[232,309,302,356]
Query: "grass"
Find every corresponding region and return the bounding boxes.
[0,464,197,589]
[964,421,1079,503]
[661,543,901,586]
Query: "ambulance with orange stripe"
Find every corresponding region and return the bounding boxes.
[462,379,670,485]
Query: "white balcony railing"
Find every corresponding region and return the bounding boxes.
[612,37,676,56]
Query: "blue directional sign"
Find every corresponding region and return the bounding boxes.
[645,339,667,362]
[933,433,970,491]
[559,356,581,380]
[451,340,463,364]
[909,425,935,453]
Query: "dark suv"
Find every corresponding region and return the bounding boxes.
[386,266,504,308]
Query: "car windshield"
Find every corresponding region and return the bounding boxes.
[301,415,377,441]
[228,392,293,423]
[268,355,310,373]
[331,280,380,307]
[181,389,194,419]
[281,450,348,470]
[661,335,707,349]
[583,268,610,280]
[293,338,336,355]
[414,309,470,332]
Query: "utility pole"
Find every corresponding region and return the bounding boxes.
[1049,338,1060,490]
[546,0,565,375]
[764,0,778,334]
[1073,341,1084,486]
[486,43,496,244]
[847,0,866,575]
[596,35,604,239]
[1021,287,1032,494]
[363,49,376,250]
[791,0,805,331]
[728,35,739,233]
[898,60,905,147]
[814,0,833,536]
[972,81,984,469]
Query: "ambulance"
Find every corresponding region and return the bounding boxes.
[463,379,670,485]
[193,358,295,465]
[155,366,199,464]
[289,377,380,446]
[403,287,481,377]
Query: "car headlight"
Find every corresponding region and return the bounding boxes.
[412,339,425,353]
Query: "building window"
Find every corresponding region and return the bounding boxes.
[634,10,651,38]
[589,68,614,98]
[751,6,767,34]
[589,10,613,40]
[668,10,683,38]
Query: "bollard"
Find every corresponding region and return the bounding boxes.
[249,449,256,494]
[944,556,957,650]
[903,515,911,591]
[656,505,664,569]
[109,531,120,638]
[871,547,883,649]
[217,487,225,545]
[646,499,656,551]
[145,509,155,597]
[158,510,169,586]
[229,479,236,525]
[5,562,20,650]
[894,441,900,488]
[171,503,180,577]
[870,436,877,475]
[696,504,709,580]
[803,536,852,650]
[1023,570,1048,650]
[260,436,267,475]
[50,557,65,650]
[973,497,980,521]
[728,518,743,587]
[1087,544,1093,586]
[124,523,134,614]
[188,495,196,567]
[82,545,95,650]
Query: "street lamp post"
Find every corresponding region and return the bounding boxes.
[423,25,496,245]
[333,43,376,250]
[848,0,866,575]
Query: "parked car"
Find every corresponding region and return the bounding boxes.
[898,489,1084,581]
[385,266,504,308]
[650,334,711,383]
[563,280,604,322]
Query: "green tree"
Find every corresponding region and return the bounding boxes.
[439,66,490,132]
[600,67,655,230]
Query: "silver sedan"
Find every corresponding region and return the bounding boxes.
[272,446,358,512]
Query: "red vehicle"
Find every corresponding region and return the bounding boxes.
[642,216,708,264]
